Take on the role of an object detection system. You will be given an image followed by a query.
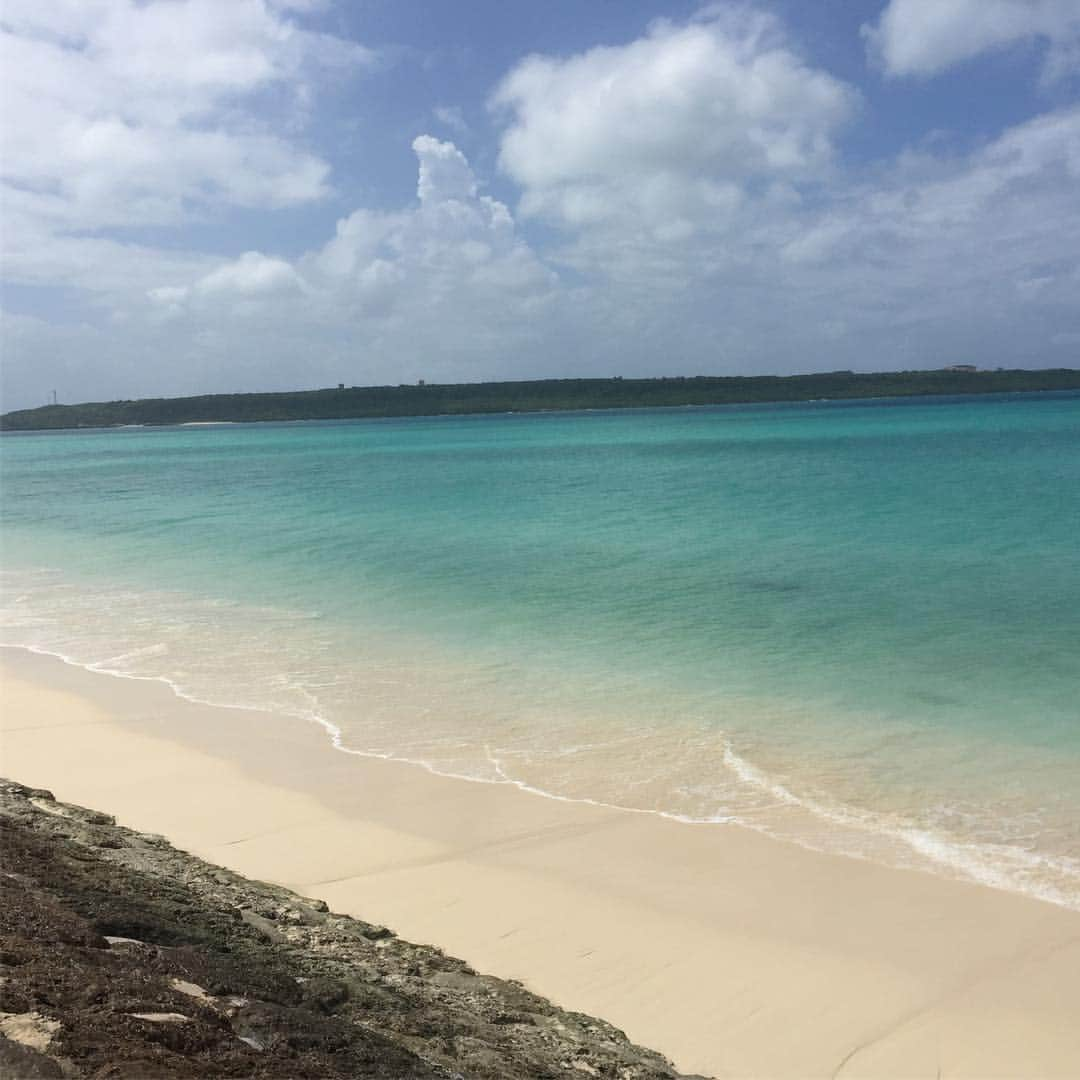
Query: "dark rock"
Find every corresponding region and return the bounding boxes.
[302,976,350,1014]
[361,924,395,942]
[282,903,328,927]
[0,1034,64,1079]
[0,780,55,801]
[239,909,287,945]
[0,777,695,1079]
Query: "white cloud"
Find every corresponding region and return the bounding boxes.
[1,0,372,112]
[783,107,1080,261]
[304,136,558,323]
[147,286,190,305]
[491,10,856,236]
[196,252,306,298]
[0,0,374,311]
[413,135,479,204]
[3,4,1079,413]
[0,0,377,388]
[477,10,1078,379]
[3,207,217,296]
[74,101,1077,404]
[0,1,373,231]
[131,137,561,385]
[148,252,305,315]
[866,0,1080,79]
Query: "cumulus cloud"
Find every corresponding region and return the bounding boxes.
[413,135,479,204]
[307,136,559,336]
[866,0,1080,80]
[133,136,561,387]
[0,0,378,405]
[492,10,856,236]
[198,253,305,298]
[0,0,372,229]
[3,3,1079,412]
[71,100,1080,405]
[149,252,305,314]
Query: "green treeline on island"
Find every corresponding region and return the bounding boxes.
[2,368,1079,431]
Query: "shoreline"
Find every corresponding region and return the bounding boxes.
[11,640,1077,916]
[3,646,1079,1077]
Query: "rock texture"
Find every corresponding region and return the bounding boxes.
[0,779,704,1079]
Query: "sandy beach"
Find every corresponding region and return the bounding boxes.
[2,646,1078,1078]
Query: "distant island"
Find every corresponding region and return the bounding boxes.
[2,368,1078,431]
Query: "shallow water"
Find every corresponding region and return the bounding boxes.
[3,393,1079,906]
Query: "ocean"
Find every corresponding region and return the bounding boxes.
[2,392,1078,907]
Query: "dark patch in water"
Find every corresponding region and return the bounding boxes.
[742,579,802,594]
[910,689,962,708]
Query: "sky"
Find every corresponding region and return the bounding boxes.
[2,0,1079,410]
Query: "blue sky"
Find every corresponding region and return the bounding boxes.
[2,0,1079,409]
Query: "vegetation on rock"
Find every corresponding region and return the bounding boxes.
[2,369,1078,430]
[0,779,697,1079]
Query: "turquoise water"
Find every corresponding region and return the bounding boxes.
[2,393,1079,905]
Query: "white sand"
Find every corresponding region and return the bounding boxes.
[2,647,1078,1078]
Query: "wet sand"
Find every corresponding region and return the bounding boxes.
[2,646,1078,1078]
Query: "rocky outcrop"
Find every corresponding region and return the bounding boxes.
[0,779,703,1079]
